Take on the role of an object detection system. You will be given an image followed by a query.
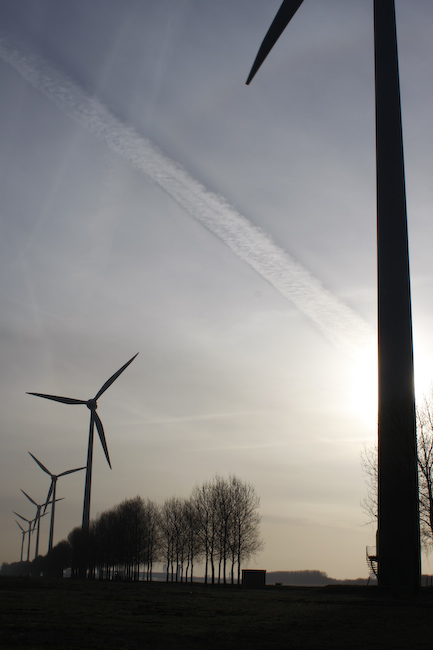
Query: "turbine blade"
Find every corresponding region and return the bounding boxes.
[28,452,51,476]
[94,353,138,400]
[15,520,25,532]
[58,466,86,477]
[246,0,305,84]
[13,511,30,523]
[27,392,86,405]
[94,411,112,469]
[21,489,37,506]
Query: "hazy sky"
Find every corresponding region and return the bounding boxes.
[1,0,433,579]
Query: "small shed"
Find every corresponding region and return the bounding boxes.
[242,569,266,589]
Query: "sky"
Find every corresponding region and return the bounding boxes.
[1,0,433,580]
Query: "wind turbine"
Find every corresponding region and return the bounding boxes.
[15,519,27,562]
[13,512,34,561]
[21,489,61,559]
[246,1,420,591]
[29,453,85,552]
[27,353,138,531]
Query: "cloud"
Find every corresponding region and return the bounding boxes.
[0,31,372,354]
[144,410,272,425]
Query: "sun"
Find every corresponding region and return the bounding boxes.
[348,336,433,429]
[349,342,378,431]
[414,360,433,405]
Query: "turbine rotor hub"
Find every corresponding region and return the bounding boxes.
[86,398,97,410]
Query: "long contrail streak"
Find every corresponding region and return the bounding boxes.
[0,32,373,353]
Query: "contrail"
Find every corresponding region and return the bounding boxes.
[0,32,373,353]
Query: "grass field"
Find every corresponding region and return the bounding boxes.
[1,576,433,649]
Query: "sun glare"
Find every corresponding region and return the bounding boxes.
[414,363,433,404]
[349,343,378,431]
[349,339,433,430]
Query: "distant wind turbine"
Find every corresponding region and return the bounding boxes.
[21,489,61,559]
[13,512,34,561]
[246,0,420,591]
[28,453,85,552]
[15,519,27,562]
[27,353,138,531]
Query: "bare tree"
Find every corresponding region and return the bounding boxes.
[65,475,263,583]
[416,397,433,547]
[213,475,236,584]
[182,498,202,583]
[141,499,161,581]
[159,497,187,582]
[360,443,378,525]
[68,526,87,578]
[89,497,160,580]
[117,497,147,579]
[362,392,433,549]
[91,502,131,579]
[191,480,218,584]
[192,475,263,584]
[228,476,263,584]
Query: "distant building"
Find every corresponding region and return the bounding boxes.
[242,569,266,589]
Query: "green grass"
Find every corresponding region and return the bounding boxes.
[1,576,433,649]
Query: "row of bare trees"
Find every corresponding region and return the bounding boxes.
[68,475,263,583]
[362,395,433,548]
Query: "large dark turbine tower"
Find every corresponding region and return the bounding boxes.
[246,0,420,590]
[27,353,138,532]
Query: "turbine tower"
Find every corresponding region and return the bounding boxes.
[27,353,138,532]
[246,0,420,590]
[21,489,61,559]
[29,453,85,552]
[15,520,27,562]
[13,512,34,561]
[20,490,45,559]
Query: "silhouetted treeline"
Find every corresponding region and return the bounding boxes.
[266,570,368,586]
[1,540,72,578]
[74,475,263,584]
[72,496,160,581]
[0,561,32,577]
[178,475,263,584]
[2,475,263,583]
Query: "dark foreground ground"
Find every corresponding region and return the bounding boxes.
[1,576,433,649]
